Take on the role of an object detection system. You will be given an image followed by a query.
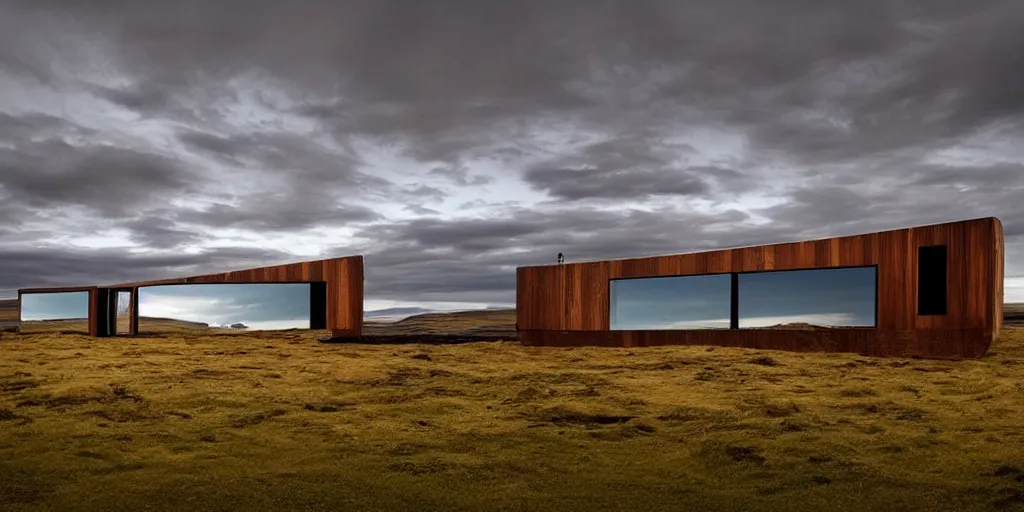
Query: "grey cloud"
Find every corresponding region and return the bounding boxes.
[3,0,1020,174]
[429,166,494,186]
[525,166,710,201]
[89,81,175,114]
[0,112,89,142]
[2,0,1023,306]
[351,206,785,304]
[176,197,381,233]
[176,129,363,182]
[754,162,1024,241]
[523,137,745,201]
[404,205,441,215]
[11,0,1015,164]
[0,138,202,218]
[756,187,875,228]
[403,185,448,200]
[0,245,300,297]
[910,162,1024,190]
[118,215,206,249]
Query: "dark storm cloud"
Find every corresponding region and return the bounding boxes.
[751,162,1024,253]
[175,199,380,233]
[175,129,368,184]
[525,165,710,201]
[171,128,398,231]
[176,128,396,195]
[90,81,174,114]
[404,205,441,216]
[523,135,751,200]
[0,112,93,143]
[6,0,1019,164]
[0,138,202,218]
[1,0,1023,305]
[909,162,1024,190]
[118,215,206,249]
[0,245,302,296]
[350,206,790,304]
[428,166,494,187]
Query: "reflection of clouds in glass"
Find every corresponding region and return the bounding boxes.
[739,267,875,327]
[610,267,877,330]
[1007,277,1024,302]
[138,284,310,330]
[20,292,89,320]
[244,319,309,330]
[611,274,731,330]
[738,313,858,328]
[626,318,731,330]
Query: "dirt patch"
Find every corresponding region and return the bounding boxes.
[762,402,802,418]
[838,388,878,398]
[0,378,39,393]
[386,459,454,475]
[17,383,143,411]
[230,409,287,428]
[303,402,353,413]
[657,406,737,424]
[530,406,636,426]
[723,445,767,464]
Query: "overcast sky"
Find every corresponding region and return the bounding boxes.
[2,0,1023,311]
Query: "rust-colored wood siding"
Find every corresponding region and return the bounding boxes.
[19,256,364,338]
[516,218,1003,359]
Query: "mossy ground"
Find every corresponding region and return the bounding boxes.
[1,316,1023,511]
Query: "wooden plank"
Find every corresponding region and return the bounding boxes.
[516,217,1002,359]
[20,256,364,338]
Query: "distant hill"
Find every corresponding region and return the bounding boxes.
[364,307,437,320]
[364,308,516,337]
[0,298,18,321]
[0,298,19,330]
[3,297,1022,335]
[1006,303,1024,326]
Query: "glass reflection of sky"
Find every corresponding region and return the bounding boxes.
[610,274,732,330]
[738,267,876,328]
[138,284,311,330]
[20,292,90,320]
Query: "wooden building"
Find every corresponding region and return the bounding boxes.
[516,218,1004,359]
[17,255,364,338]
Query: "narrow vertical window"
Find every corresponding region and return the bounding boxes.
[917,245,947,316]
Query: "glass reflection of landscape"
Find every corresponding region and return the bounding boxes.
[738,267,876,328]
[610,274,732,330]
[138,284,311,331]
[19,291,90,333]
[115,291,132,334]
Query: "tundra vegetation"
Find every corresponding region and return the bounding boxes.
[1,305,1024,511]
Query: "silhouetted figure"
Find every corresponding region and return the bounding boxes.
[557,252,564,264]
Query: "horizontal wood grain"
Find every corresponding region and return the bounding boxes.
[18,256,364,338]
[517,217,1004,359]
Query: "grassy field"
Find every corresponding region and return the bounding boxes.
[2,309,1024,511]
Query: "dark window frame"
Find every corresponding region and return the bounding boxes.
[608,264,880,330]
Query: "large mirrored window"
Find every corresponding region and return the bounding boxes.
[738,266,876,328]
[610,274,732,330]
[137,283,311,333]
[19,291,90,334]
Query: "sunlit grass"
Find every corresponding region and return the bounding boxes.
[1,310,1024,511]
